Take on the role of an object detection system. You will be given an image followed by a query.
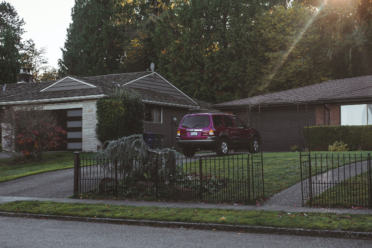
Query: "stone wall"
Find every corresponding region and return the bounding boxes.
[82,100,101,152]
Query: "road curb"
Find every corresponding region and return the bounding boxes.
[0,211,371,240]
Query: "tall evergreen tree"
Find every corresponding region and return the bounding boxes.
[0,1,24,84]
[59,0,133,77]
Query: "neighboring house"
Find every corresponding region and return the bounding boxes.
[213,75,372,151]
[0,70,201,152]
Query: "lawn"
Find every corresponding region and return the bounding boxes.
[1,201,372,232]
[0,152,92,183]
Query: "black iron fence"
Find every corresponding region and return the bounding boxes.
[301,153,372,207]
[74,152,264,204]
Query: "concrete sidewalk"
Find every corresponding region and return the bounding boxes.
[1,196,371,215]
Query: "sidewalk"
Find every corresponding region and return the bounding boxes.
[1,196,371,215]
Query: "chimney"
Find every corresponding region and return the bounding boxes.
[17,67,33,83]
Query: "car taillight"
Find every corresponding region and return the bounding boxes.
[177,129,180,136]
[209,129,214,136]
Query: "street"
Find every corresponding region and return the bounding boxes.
[0,217,370,248]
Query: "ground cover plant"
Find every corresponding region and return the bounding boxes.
[310,171,371,208]
[0,152,92,183]
[1,201,372,232]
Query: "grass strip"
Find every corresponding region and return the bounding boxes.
[0,152,92,183]
[1,201,372,232]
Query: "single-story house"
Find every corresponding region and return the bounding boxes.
[0,70,202,152]
[213,75,372,151]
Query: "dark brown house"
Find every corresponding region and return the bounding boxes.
[213,75,372,151]
[0,71,201,151]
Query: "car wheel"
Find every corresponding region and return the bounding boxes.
[182,147,196,158]
[216,139,229,156]
[249,136,260,153]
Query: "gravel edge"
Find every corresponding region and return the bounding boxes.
[0,212,371,240]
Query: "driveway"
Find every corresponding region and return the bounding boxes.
[0,169,73,198]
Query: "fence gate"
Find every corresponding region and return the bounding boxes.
[299,103,372,207]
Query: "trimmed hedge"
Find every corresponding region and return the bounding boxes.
[95,88,145,144]
[305,126,372,151]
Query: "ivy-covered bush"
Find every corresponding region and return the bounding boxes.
[95,88,145,144]
[304,126,372,151]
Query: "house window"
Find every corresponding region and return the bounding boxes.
[144,106,162,123]
[67,109,82,117]
[341,104,372,125]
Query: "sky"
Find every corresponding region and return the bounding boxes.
[11,0,76,69]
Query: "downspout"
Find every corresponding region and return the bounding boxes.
[323,102,330,125]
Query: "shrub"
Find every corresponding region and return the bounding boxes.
[304,126,372,151]
[2,104,66,160]
[95,88,145,144]
[290,145,300,152]
[328,141,349,152]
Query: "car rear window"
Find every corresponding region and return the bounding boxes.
[181,115,210,128]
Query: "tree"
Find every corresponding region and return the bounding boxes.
[59,0,132,77]
[0,1,25,84]
[38,67,59,82]
[2,104,66,161]
[21,39,49,82]
[255,3,332,93]
[95,88,145,144]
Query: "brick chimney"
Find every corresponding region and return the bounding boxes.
[17,67,33,83]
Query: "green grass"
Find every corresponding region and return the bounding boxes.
[1,201,372,232]
[310,171,371,208]
[0,152,92,183]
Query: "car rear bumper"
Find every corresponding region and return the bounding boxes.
[176,136,220,149]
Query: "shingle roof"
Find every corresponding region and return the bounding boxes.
[0,71,199,108]
[213,75,372,108]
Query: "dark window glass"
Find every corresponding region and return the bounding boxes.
[233,117,244,129]
[144,106,162,123]
[223,116,234,128]
[212,116,222,127]
[181,115,210,128]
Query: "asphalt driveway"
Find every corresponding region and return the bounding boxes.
[0,169,74,198]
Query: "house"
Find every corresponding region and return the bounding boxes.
[0,70,201,151]
[213,75,372,151]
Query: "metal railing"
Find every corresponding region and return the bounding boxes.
[74,152,264,204]
[301,153,372,207]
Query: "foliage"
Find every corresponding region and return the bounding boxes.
[95,134,181,181]
[290,145,300,152]
[0,1,24,84]
[38,67,59,82]
[58,0,134,77]
[20,39,49,82]
[95,88,145,144]
[2,104,66,161]
[328,141,349,152]
[255,3,332,94]
[304,126,372,151]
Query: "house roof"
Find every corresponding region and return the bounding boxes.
[0,71,199,108]
[213,75,372,108]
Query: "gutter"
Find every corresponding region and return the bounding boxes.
[0,95,107,106]
[141,100,199,109]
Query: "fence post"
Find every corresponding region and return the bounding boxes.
[155,154,158,197]
[247,154,251,203]
[368,153,372,208]
[199,157,203,202]
[115,158,118,197]
[73,152,80,195]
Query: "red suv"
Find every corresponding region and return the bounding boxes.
[176,113,260,157]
